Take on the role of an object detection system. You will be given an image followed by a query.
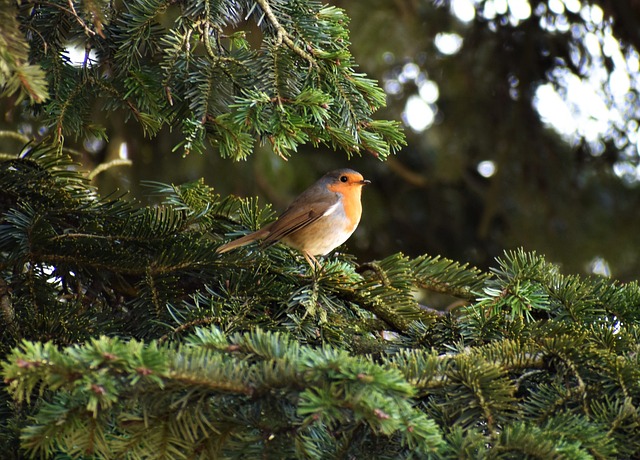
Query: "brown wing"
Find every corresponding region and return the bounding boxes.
[215,225,272,253]
[262,193,338,246]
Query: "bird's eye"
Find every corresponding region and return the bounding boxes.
[340,175,348,182]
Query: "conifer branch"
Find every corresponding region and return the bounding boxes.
[342,289,411,332]
[254,0,317,65]
[66,0,96,37]
[158,317,216,345]
[2,0,403,157]
[0,278,14,329]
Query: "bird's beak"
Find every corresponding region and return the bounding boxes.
[361,179,371,185]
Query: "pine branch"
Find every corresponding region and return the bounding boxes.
[410,253,489,300]
[2,328,447,458]
[3,148,640,457]
[254,0,316,65]
[0,4,49,104]
[5,0,404,158]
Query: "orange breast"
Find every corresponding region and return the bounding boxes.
[327,182,363,233]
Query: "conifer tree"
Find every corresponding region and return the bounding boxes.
[2,1,640,459]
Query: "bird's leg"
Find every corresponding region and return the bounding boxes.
[302,251,323,271]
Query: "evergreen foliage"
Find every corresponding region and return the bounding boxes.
[2,147,640,458]
[2,1,640,458]
[0,1,48,105]
[1,0,404,158]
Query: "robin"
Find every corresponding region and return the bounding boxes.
[216,169,371,266]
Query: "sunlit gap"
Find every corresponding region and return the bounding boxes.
[64,42,98,67]
[483,0,640,183]
[382,0,640,184]
[382,58,441,132]
[119,142,129,160]
[588,256,611,277]
[532,2,640,183]
[84,136,106,154]
[477,160,497,177]
[434,33,464,55]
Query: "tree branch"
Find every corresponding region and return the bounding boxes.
[254,0,316,65]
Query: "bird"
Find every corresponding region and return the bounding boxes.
[216,169,371,267]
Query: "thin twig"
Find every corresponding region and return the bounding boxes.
[87,159,133,180]
[203,21,218,61]
[0,131,30,144]
[387,157,428,187]
[418,303,447,316]
[158,317,216,344]
[67,0,96,37]
[253,0,316,65]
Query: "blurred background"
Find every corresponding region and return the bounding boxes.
[3,0,640,278]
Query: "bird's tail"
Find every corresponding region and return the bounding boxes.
[216,227,269,254]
